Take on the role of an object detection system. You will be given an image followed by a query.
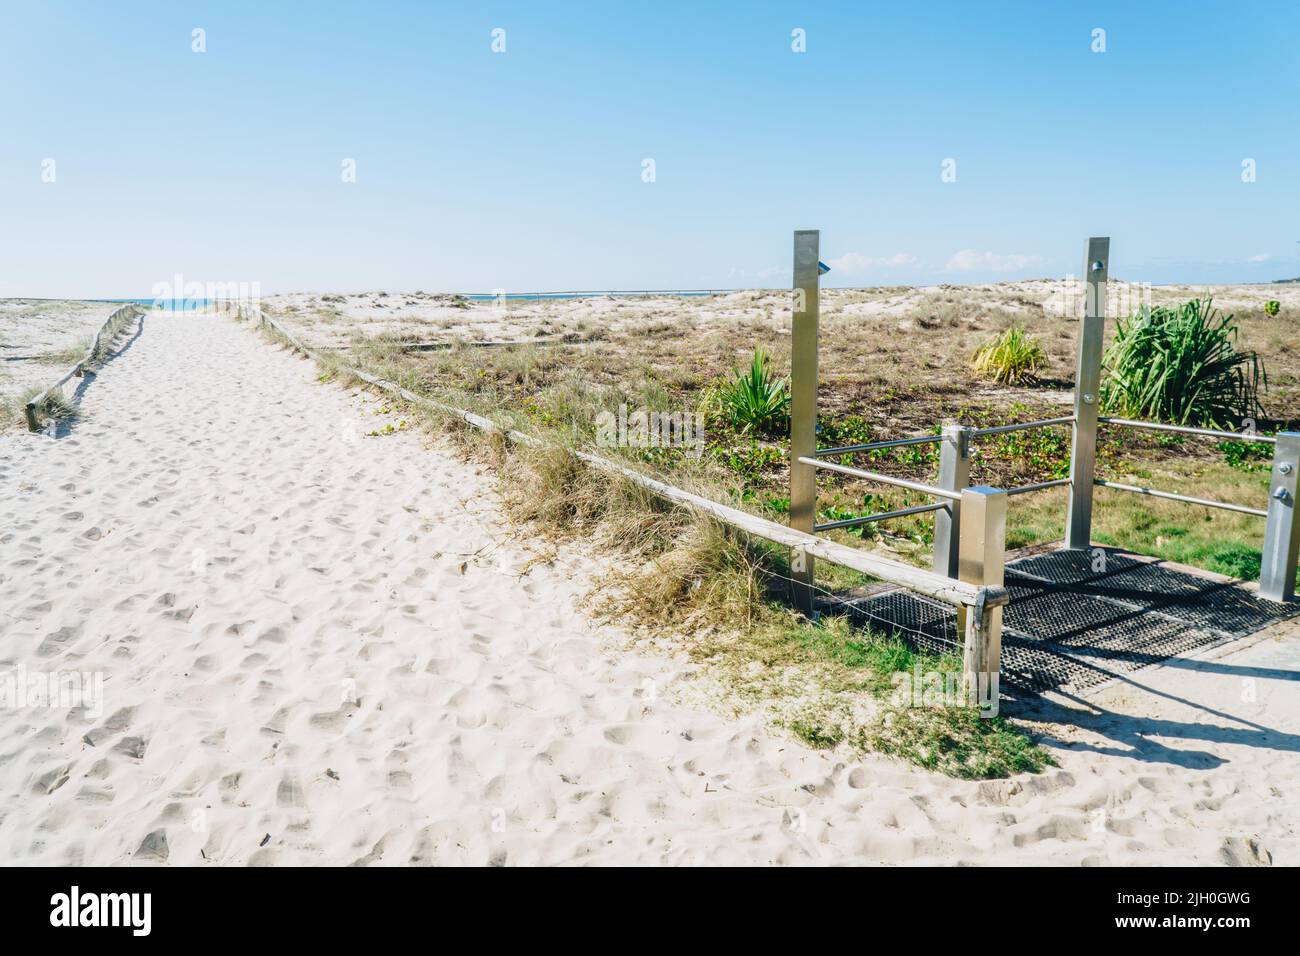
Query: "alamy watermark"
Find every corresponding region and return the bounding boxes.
[50,886,150,936]
[1,665,103,718]
[890,663,999,717]
[1049,273,1151,318]
[151,273,261,310]
[596,403,704,458]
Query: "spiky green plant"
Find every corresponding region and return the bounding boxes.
[1100,298,1265,428]
[718,347,790,435]
[1264,300,1281,317]
[971,326,1046,385]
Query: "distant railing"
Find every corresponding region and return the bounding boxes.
[788,230,1300,697]
[24,304,143,431]
[814,433,944,457]
[789,231,1007,689]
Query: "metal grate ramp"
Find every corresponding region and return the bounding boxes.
[838,549,1300,697]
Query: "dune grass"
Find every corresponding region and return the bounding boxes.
[1,306,141,431]
[1,385,77,431]
[496,439,1052,779]
[35,337,94,367]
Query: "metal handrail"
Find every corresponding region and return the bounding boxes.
[813,501,947,532]
[819,416,1078,455]
[1099,417,1277,444]
[815,433,943,457]
[972,416,1074,438]
[798,456,963,501]
[1005,477,1071,497]
[1094,479,1268,517]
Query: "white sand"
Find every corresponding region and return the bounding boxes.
[0,300,124,398]
[1,309,1298,865]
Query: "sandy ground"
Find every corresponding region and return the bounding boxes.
[1,309,1297,865]
[264,281,1300,351]
[0,300,124,398]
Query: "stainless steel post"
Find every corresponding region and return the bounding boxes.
[1065,237,1110,549]
[1260,431,1300,602]
[958,486,1007,696]
[933,424,972,578]
[789,230,821,615]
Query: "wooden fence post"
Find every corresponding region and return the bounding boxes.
[959,486,1006,704]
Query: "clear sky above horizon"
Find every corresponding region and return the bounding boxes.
[3,1,1298,297]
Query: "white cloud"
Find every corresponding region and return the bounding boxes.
[825,252,919,275]
[944,249,1045,273]
[1248,253,1272,263]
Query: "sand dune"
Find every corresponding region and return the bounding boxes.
[0,300,125,398]
[1,309,1297,865]
[263,281,1300,351]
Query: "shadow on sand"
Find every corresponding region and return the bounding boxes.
[40,310,148,440]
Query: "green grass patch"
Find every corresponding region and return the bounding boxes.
[1218,438,1273,472]
[861,705,1054,778]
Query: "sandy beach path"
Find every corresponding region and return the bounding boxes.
[0,309,845,865]
[2,310,1297,866]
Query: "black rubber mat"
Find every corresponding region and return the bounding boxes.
[838,549,1300,696]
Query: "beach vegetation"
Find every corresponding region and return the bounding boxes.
[971,326,1046,385]
[1,386,77,430]
[715,347,790,435]
[1100,299,1266,428]
[246,285,1300,777]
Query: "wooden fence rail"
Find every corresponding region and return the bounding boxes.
[221,299,1008,617]
[25,304,144,431]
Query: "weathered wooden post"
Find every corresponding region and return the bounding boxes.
[1065,237,1110,550]
[1260,432,1300,602]
[790,230,821,615]
[933,424,972,578]
[958,486,1006,697]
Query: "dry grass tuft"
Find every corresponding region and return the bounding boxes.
[488,436,1052,778]
[2,386,78,431]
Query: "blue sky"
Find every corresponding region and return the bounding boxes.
[2,1,1297,297]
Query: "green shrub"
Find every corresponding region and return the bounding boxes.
[713,439,785,486]
[971,326,1046,385]
[1264,300,1281,317]
[718,347,790,435]
[1100,299,1265,429]
[1218,439,1272,471]
[817,504,869,538]
[818,414,873,448]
